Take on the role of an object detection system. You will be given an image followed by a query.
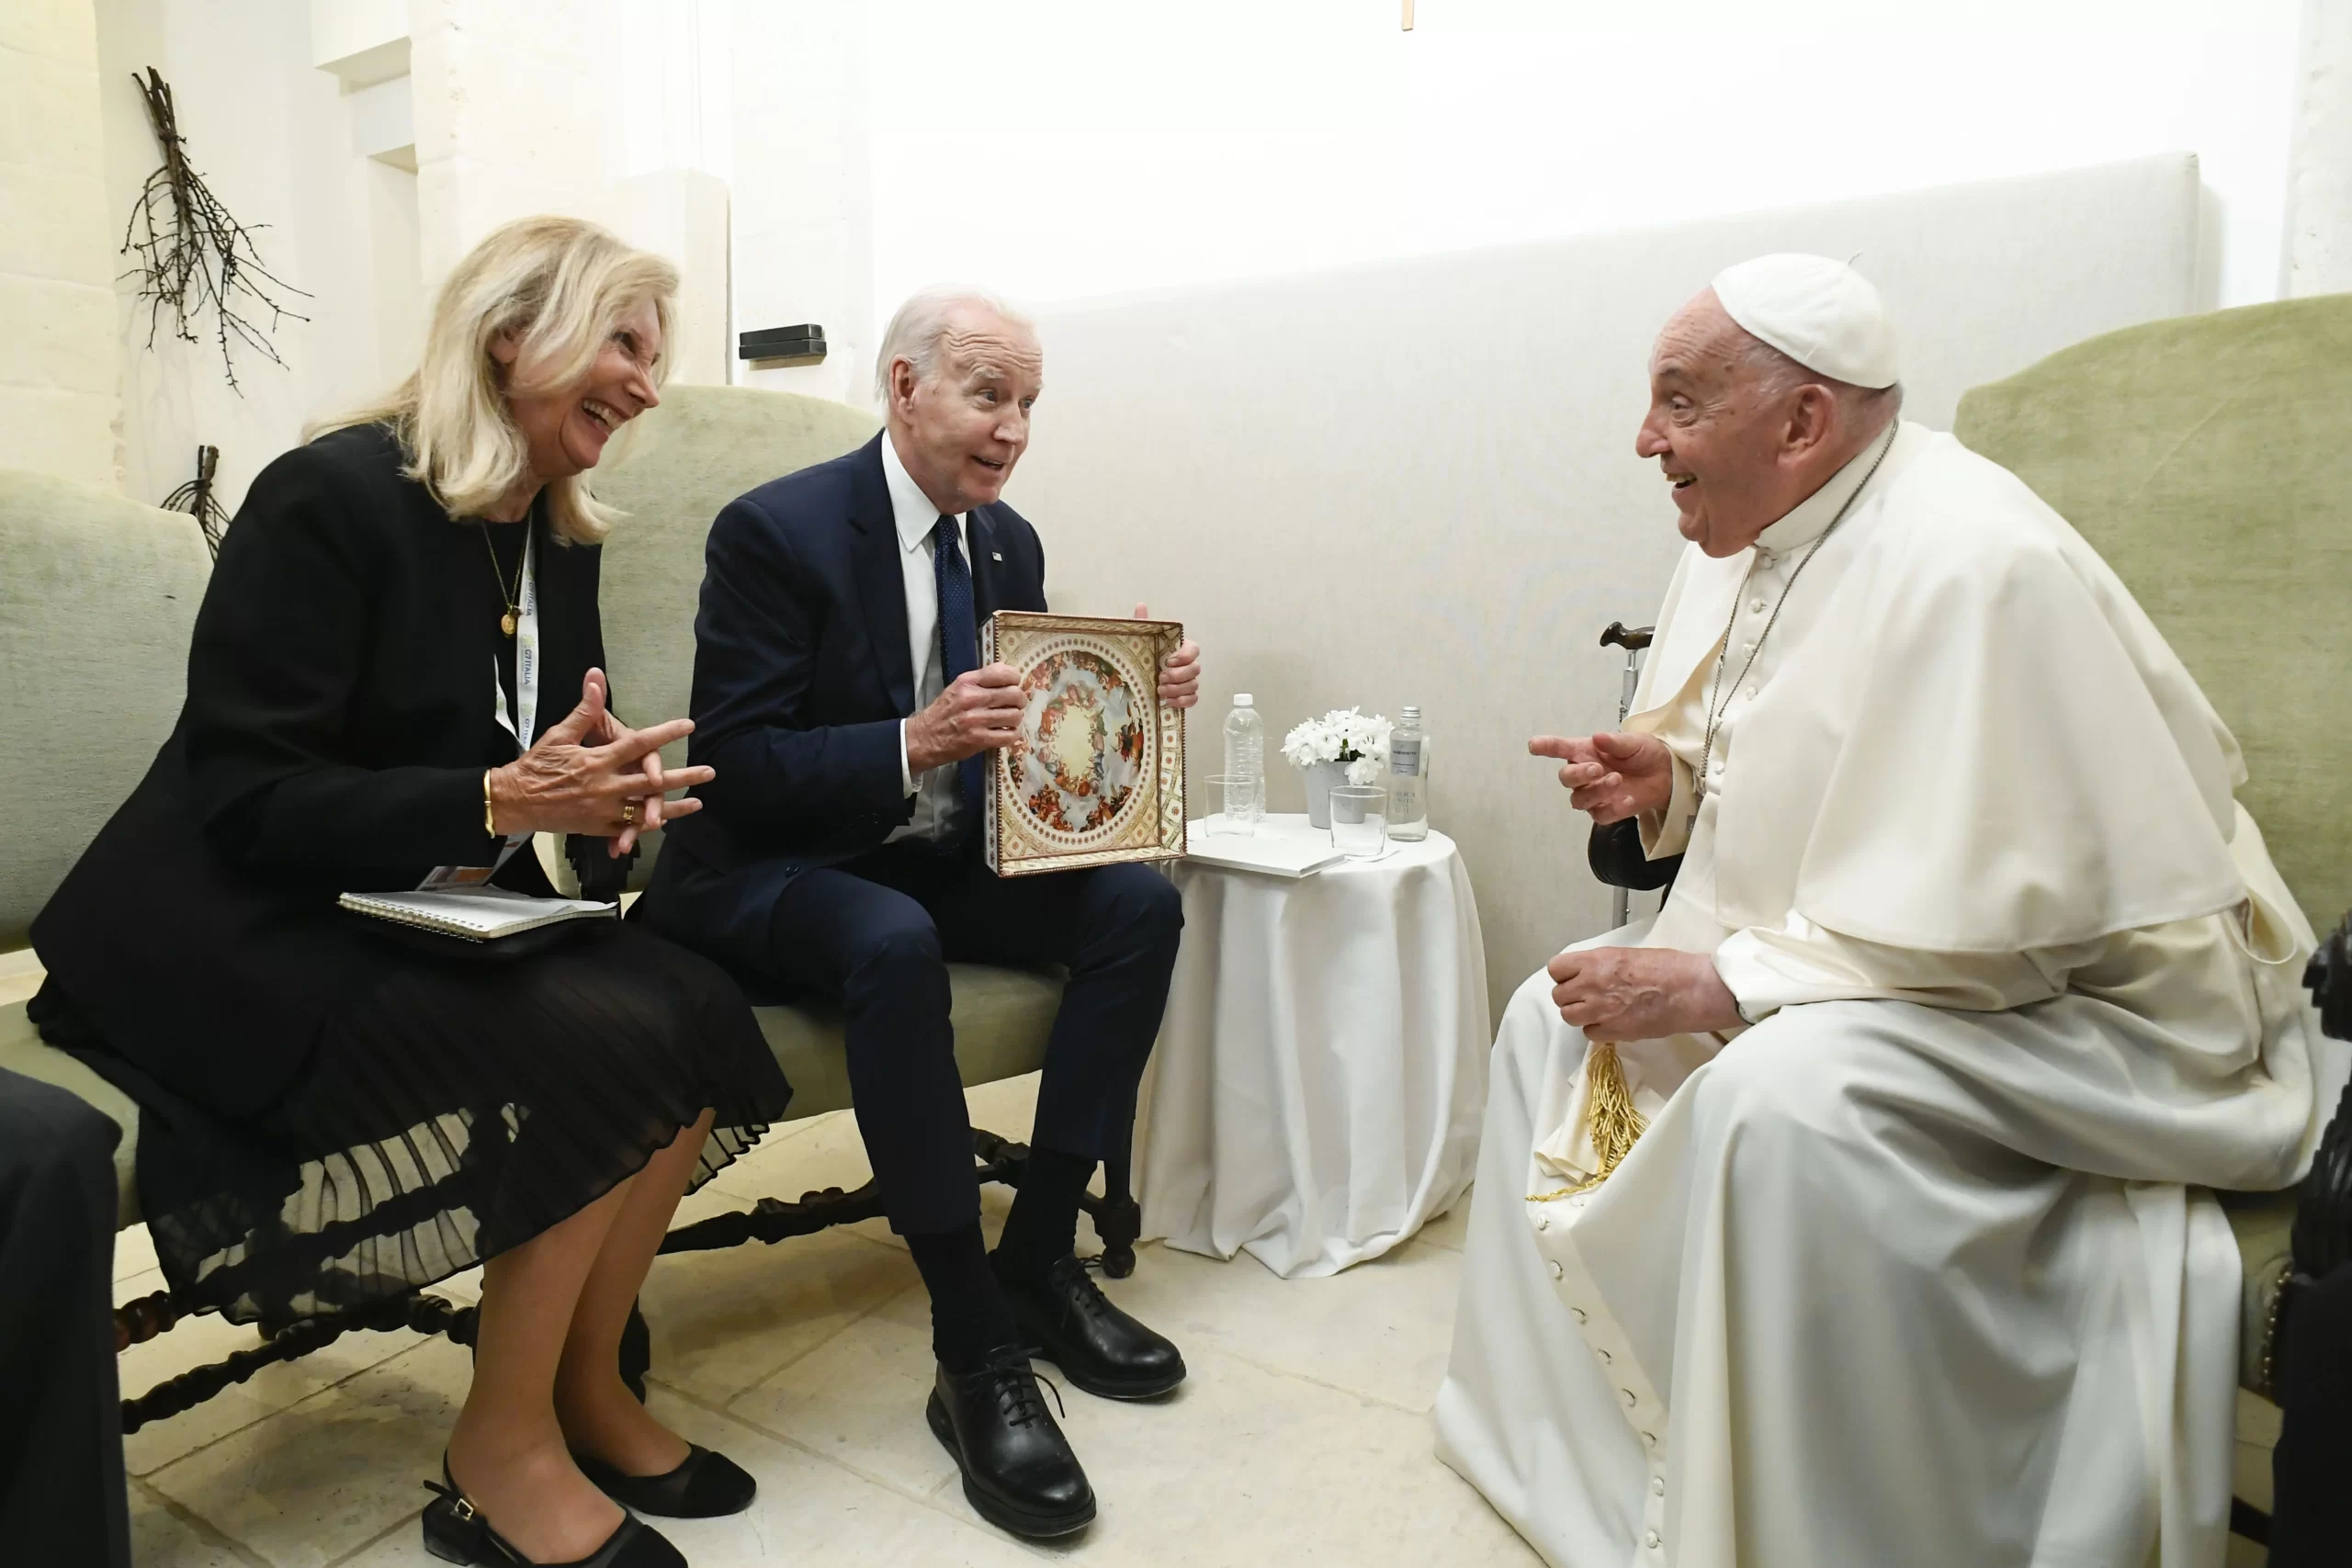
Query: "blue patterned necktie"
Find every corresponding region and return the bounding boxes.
[933,514,985,830]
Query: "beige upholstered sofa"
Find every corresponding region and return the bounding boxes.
[0,386,1112,1422]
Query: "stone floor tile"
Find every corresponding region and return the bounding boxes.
[144,1335,470,1568]
[1007,1342,1538,1567]
[115,1268,427,1478]
[725,1306,960,1500]
[128,1478,252,1568]
[639,1220,920,1406]
[2236,1387,2283,1448]
[1022,1235,1464,1414]
[114,1219,160,1280]
[2233,1438,2275,1517]
[426,1265,482,1304]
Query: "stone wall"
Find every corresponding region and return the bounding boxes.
[0,0,122,491]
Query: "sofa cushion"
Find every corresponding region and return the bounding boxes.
[0,472,209,949]
[584,385,882,890]
[0,962,1062,1237]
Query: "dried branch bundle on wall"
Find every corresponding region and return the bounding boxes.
[162,445,231,558]
[120,67,310,392]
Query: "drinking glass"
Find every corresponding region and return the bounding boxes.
[1205,773,1260,836]
[1329,785,1387,859]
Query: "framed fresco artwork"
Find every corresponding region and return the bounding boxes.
[981,611,1188,877]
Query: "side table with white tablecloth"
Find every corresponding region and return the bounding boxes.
[1140,816,1490,1278]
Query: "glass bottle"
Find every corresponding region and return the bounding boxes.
[1388,705,1429,840]
[1222,694,1264,827]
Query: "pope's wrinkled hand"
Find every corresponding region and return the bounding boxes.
[1528,731,1673,823]
[1135,603,1202,708]
[1546,945,1742,1043]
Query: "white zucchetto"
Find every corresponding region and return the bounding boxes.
[1710,253,1900,389]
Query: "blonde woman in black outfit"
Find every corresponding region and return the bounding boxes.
[29,217,790,1568]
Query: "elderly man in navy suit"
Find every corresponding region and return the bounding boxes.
[639,287,1200,1540]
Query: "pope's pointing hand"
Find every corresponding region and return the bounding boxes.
[1527,731,1673,823]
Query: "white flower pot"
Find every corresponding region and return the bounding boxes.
[1303,760,1349,829]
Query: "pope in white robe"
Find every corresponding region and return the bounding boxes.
[1433,254,2346,1568]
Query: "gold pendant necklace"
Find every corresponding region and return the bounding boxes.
[480,525,523,637]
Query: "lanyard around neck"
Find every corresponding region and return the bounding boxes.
[491,526,540,753]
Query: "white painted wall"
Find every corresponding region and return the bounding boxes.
[718,0,2301,391]
[96,0,419,516]
[36,0,2312,512]
[1,0,122,491]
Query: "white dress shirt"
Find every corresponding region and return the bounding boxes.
[881,432,976,843]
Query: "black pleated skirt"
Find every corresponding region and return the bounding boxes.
[47,920,790,1325]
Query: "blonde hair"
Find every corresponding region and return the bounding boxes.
[313,216,678,545]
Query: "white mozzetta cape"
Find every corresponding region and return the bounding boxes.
[1628,423,2247,953]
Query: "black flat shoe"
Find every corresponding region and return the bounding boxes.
[573,1444,755,1518]
[421,1460,685,1567]
[926,1348,1096,1540]
[996,1252,1187,1400]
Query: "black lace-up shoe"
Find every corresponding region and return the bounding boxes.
[925,1347,1097,1539]
[996,1252,1187,1400]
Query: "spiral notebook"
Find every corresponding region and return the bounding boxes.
[337,886,616,942]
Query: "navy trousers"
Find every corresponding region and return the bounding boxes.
[646,839,1182,1235]
[0,1070,132,1567]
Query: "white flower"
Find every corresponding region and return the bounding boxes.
[1283,708,1391,773]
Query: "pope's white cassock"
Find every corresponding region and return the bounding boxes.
[1434,333,2346,1562]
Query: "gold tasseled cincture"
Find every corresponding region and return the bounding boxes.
[1529,1042,1648,1201]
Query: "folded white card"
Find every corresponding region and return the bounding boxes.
[1183,816,1350,878]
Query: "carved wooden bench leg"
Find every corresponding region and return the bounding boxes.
[119,1292,479,1435]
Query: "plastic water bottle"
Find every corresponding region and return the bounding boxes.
[1388,705,1429,840]
[1223,695,1264,827]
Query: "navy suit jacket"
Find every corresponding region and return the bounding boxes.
[659,433,1047,887]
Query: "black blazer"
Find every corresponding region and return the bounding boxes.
[660,433,1046,878]
[31,423,608,1112]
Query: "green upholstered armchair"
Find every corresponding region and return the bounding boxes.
[1953,297,2352,1542]
[0,385,1123,1434]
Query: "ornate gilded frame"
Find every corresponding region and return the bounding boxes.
[981,611,1187,877]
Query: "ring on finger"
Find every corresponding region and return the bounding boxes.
[620,800,639,827]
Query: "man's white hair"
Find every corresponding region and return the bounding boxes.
[874,285,1034,400]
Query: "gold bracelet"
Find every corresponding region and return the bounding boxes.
[482,769,497,837]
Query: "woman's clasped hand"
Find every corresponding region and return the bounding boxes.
[486,668,713,855]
